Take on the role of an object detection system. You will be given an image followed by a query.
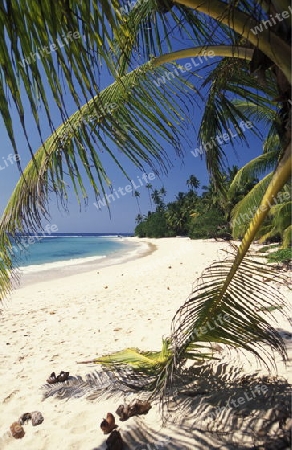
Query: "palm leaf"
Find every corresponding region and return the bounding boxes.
[42,369,148,400]
[257,200,292,244]
[231,100,279,125]
[228,152,278,195]
[0,0,128,158]
[263,132,281,154]
[230,174,272,237]
[282,225,292,249]
[82,340,173,372]
[198,57,276,190]
[170,250,287,364]
[114,0,218,76]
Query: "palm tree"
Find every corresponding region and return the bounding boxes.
[151,187,166,211]
[134,190,141,214]
[186,175,200,192]
[135,213,144,224]
[145,183,153,209]
[0,0,291,399]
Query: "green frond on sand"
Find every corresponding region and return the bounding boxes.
[78,338,216,377]
[79,249,288,396]
[93,340,173,371]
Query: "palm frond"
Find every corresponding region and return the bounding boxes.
[173,253,288,358]
[115,0,219,76]
[231,99,283,155]
[198,57,276,190]
[82,339,173,374]
[263,132,281,154]
[0,0,128,158]
[231,100,278,124]
[258,227,279,244]
[228,152,278,195]
[282,225,292,249]
[230,174,273,237]
[258,200,292,243]
[42,369,146,401]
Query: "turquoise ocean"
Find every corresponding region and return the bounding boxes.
[12,233,139,274]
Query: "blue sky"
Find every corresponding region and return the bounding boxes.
[0,112,264,234]
[0,31,267,234]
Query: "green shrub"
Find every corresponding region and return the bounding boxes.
[267,247,292,264]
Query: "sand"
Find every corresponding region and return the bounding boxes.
[0,238,291,450]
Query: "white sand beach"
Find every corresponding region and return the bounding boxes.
[0,238,291,450]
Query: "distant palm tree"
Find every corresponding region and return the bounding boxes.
[159,187,167,198]
[134,190,141,213]
[135,213,143,224]
[186,175,200,192]
[145,183,153,210]
[151,187,166,211]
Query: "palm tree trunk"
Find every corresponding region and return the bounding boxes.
[153,45,254,67]
[174,0,291,81]
[220,141,291,296]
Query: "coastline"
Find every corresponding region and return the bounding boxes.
[1,237,291,449]
[14,237,156,288]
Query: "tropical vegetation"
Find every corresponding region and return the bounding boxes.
[0,0,291,405]
[135,172,245,239]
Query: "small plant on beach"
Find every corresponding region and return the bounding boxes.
[267,248,292,265]
[257,244,280,253]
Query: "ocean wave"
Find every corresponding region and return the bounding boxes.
[19,255,107,273]
[97,235,122,238]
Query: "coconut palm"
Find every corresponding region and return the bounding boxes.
[151,187,166,211]
[186,175,200,192]
[0,0,291,399]
[135,213,144,224]
[145,183,153,209]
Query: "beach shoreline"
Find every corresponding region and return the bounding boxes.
[1,237,291,449]
[13,237,156,289]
